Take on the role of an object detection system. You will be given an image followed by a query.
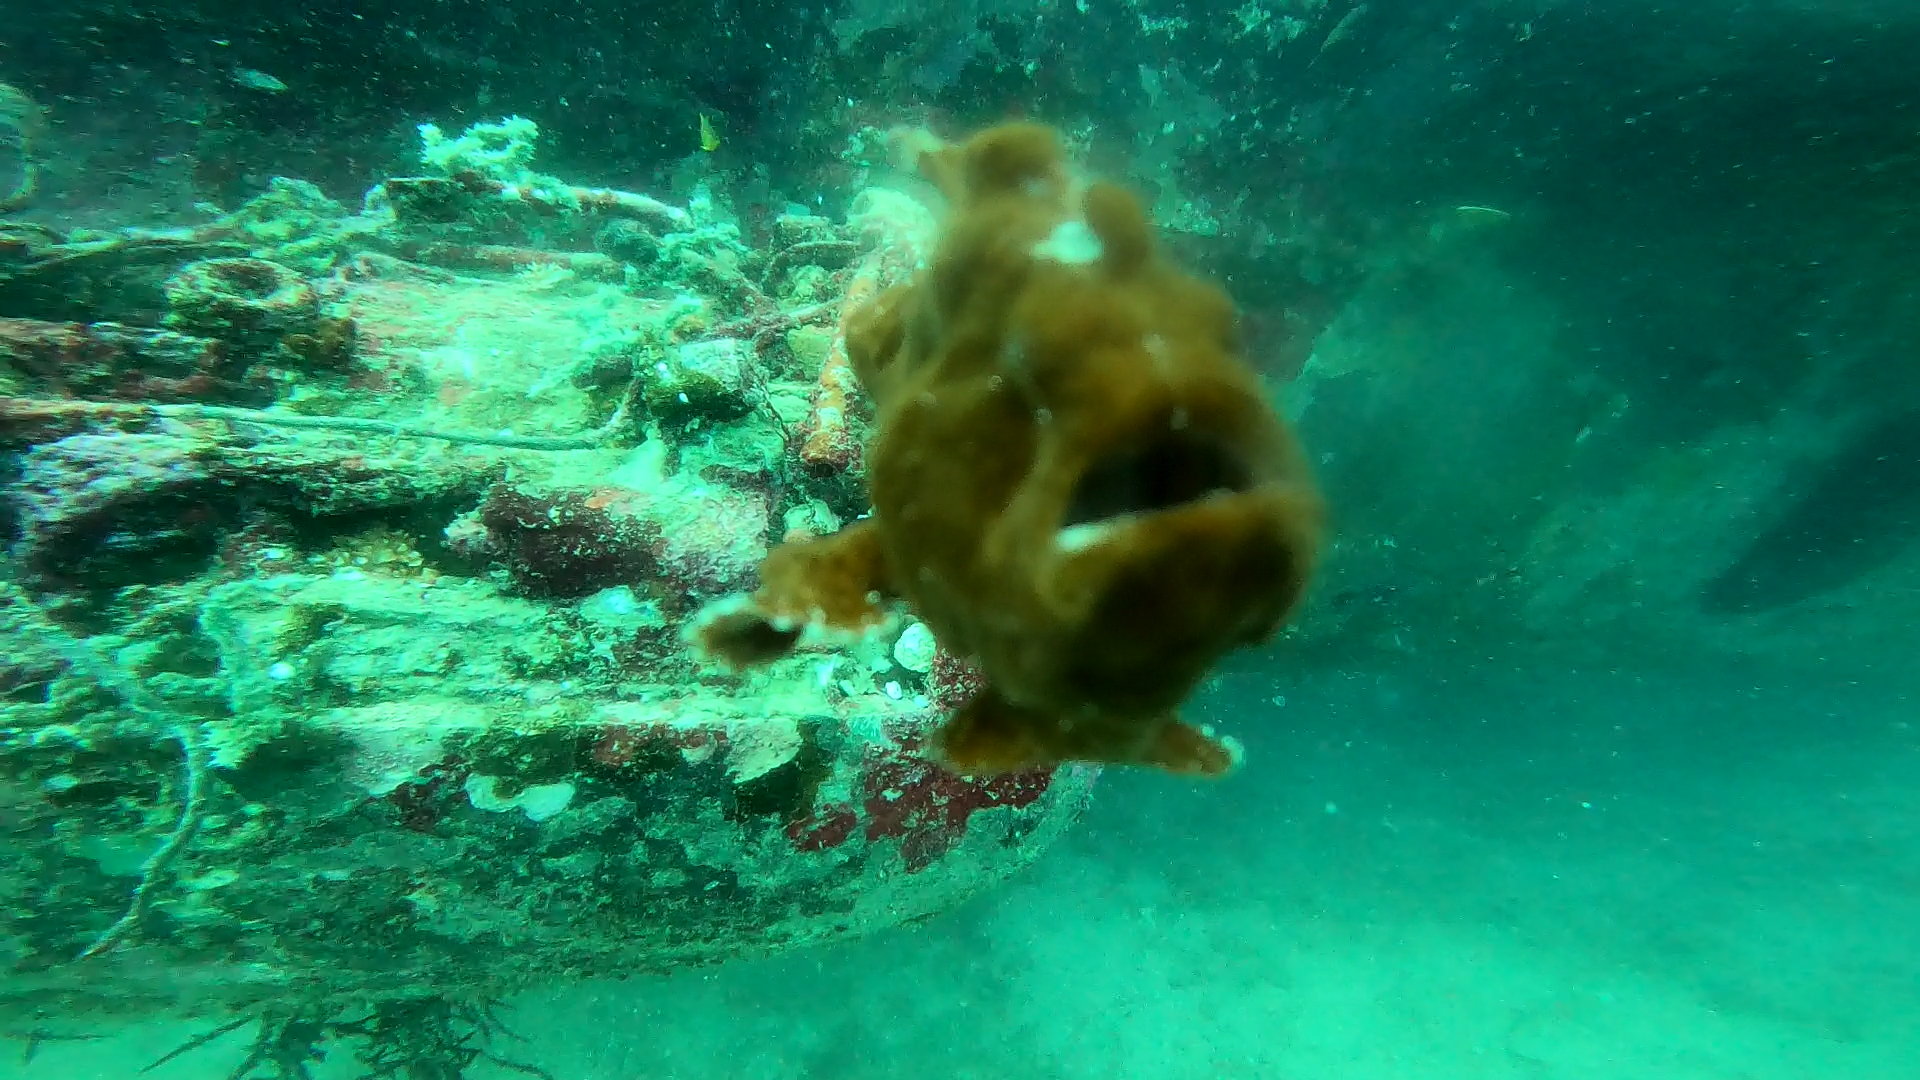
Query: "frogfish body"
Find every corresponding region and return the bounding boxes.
[695,122,1323,777]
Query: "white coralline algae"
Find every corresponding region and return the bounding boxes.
[892,621,937,673]
[465,774,577,823]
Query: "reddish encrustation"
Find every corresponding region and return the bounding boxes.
[786,806,859,852]
[385,754,471,833]
[589,722,729,775]
[784,744,1053,871]
[861,754,1053,870]
[927,647,986,712]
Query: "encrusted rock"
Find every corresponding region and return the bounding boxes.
[892,621,937,674]
[10,427,499,588]
[0,317,231,401]
[160,256,357,373]
[643,336,755,423]
[163,257,319,343]
[476,478,770,601]
[0,568,1096,1033]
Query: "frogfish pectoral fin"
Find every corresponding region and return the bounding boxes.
[690,518,894,670]
[1140,717,1245,777]
[689,601,805,669]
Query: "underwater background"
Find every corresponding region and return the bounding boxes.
[2,1,1916,1077]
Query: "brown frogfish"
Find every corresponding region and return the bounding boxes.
[693,121,1323,778]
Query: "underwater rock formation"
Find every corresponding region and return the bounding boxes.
[697,123,1323,777]
[0,575,1093,1036]
[0,115,1096,1059]
[9,425,499,589]
[162,256,356,372]
[476,480,770,602]
[0,318,230,403]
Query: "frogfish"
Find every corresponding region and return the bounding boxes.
[694,121,1323,777]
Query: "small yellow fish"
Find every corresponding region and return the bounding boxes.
[698,113,721,153]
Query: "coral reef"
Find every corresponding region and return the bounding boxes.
[473,476,770,603]
[161,257,349,366]
[416,116,543,183]
[696,123,1323,777]
[0,110,1098,1062]
[8,423,501,590]
[642,336,757,424]
[0,573,1094,1036]
[0,223,250,326]
[794,185,940,477]
[0,318,230,402]
[478,486,665,599]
